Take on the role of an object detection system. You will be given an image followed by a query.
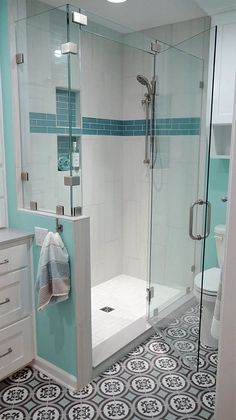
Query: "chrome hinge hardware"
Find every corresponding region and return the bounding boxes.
[21,172,29,181]
[16,53,24,64]
[64,175,80,186]
[72,11,87,26]
[30,201,38,211]
[146,287,154,303]
[61,42,78,55]
[56,205,65,216]
[199,81,204,89]
[151,41,161,53]
[72,206,82,217]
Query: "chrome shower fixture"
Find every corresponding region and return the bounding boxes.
[136,74,152,97]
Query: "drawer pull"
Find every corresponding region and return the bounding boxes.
[0,298,10,306]
[0,259,9,266]
[0,347,12,358]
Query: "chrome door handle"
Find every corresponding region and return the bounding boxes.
[0,298,10,306]
[0,348,12,358]
[0,259,9,266]
[221,196,228,202]
[189,199,211,240]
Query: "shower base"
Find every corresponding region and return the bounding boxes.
[91,274,182,367]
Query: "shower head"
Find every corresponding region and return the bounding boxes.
[136,74,152,96]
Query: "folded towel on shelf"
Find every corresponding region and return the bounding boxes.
[36,232,70,310]
[211,268,223,340]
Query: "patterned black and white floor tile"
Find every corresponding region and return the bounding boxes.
[0,303,217,419]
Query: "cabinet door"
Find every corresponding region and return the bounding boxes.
[213,14,236,124]
[0,317,33,380]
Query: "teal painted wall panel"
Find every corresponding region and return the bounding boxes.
[205,158,229,269]
[0,0,77,376]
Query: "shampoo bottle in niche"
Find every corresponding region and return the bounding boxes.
[72,140,80,172]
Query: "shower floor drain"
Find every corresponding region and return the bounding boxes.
[100,306,115,313]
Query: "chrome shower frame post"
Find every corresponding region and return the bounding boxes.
[142,94,151,164]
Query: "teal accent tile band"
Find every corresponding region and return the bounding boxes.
[29,112,200,136]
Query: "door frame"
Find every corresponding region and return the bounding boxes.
[215,76,236,420]
[147,40,210,324]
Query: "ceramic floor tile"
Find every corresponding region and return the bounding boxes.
[0,303,216,420]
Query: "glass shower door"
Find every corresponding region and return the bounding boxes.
[148,30,216,366]
[15,6,82,216]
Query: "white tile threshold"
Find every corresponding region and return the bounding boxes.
[91,274,182,367]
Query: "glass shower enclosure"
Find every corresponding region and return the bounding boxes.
[16,5,82,216]
[15,3,216,371]
[148,29,217,367]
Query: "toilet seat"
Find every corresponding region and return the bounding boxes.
[194,267,221,296]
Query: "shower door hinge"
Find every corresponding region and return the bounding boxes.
[151,41,161,53]
[72,206,82,217]
[30,201,38,211]
[64,175,80,186]
[21,171,29,181]
[72,11,87,26]
[56,205,65,216]
[61,42,78,55]
[146,287,154,303]
[191,264,195,273]
[16,53,24,64]
[199,81,204,89]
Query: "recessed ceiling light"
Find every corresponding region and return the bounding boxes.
[107,0,127,3]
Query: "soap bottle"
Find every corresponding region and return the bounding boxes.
[72,139,80,172]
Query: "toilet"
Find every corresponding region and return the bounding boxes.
[194,224,226,348]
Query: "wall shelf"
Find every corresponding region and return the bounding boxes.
[211,155,230,160]
[210,124,232,159]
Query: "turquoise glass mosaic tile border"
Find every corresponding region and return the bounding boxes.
[29,112,200,136]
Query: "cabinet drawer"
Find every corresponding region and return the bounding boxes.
[0,317,33,380]
[0,269,31,329]
[0,244,28,275]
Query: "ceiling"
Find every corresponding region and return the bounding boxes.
[195,0,236,16]
[44,0,236,31]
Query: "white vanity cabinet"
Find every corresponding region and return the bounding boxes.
[212,11,236,125]
[0,230,34,380]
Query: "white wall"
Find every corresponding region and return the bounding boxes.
[143,16,211,52]
[214,81,236,420]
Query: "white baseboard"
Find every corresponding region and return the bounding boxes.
[31,356,77,390]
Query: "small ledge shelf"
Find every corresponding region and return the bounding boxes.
[210,155,230,160]
[211,125,232,159]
